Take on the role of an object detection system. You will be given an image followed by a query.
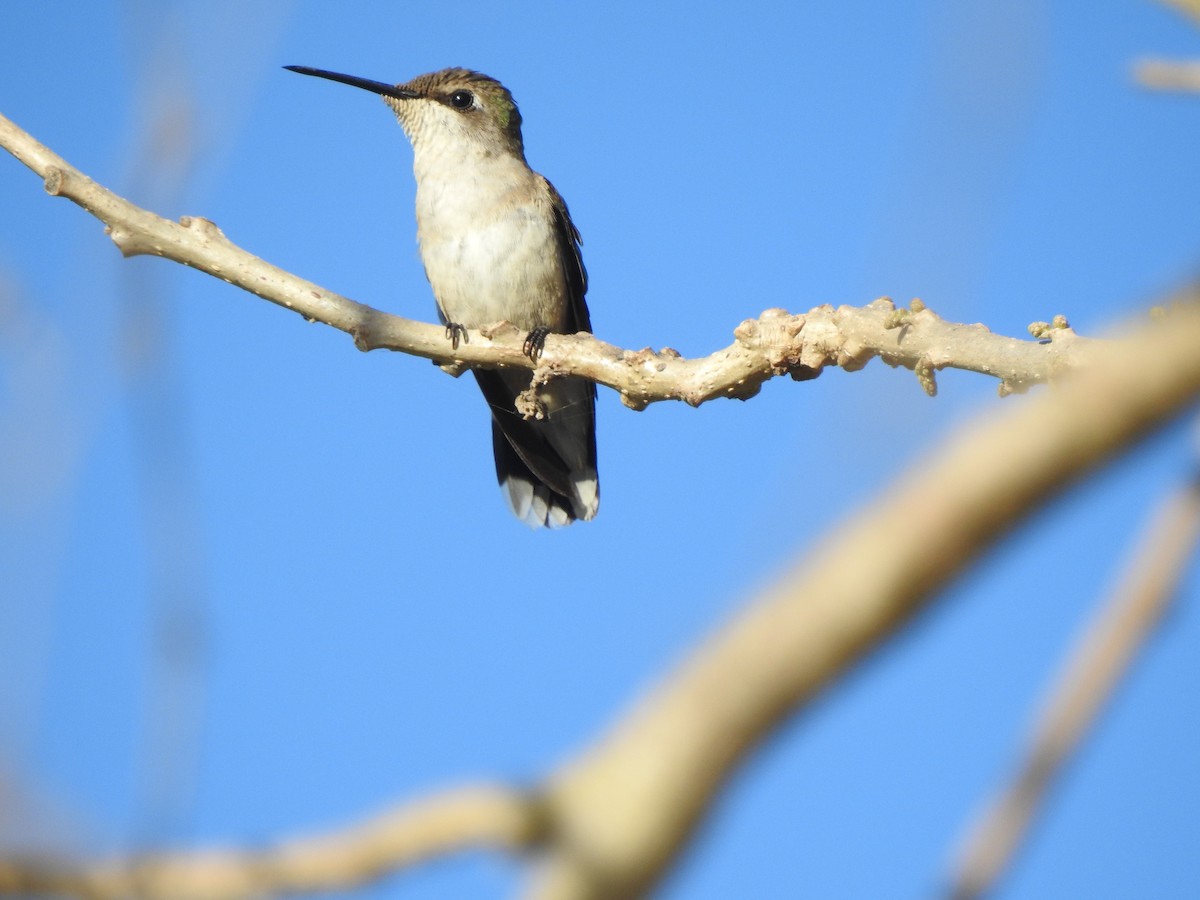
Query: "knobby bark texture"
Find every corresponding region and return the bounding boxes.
[1,111,1096,413]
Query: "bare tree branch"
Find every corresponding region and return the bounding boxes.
[1136,0,1200,90]
[1134,59,1200,91]
[1161,0,1200,26]
[0,111,1096,411]
[0,785,541,900]
[946,475,1200,899]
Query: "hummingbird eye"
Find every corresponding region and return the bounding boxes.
[449,90,475,110]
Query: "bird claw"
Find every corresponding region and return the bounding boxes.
[523,326,551,361]
[445,322,468,350]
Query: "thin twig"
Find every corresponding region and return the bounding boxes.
[0,111,1095,410]
[946,476,1200,899]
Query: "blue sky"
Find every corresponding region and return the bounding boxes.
[2,1,1199,898]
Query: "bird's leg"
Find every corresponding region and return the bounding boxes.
[445,322,469,350]
[523,325,552,361]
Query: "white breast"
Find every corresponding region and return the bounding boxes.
[413,151,566,331]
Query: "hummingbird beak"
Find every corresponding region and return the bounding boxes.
[284,65,420,101]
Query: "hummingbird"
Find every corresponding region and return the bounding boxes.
[286,65,598,528]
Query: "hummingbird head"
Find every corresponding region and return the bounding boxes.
[285,65,526,160]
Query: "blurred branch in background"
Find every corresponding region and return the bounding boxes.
[1134,59,1200,90]
[1163,0,1200,25]
[0,275,94,860]
[0,785,540,900]
[1136,0,1200,90]
[116,5,210,848]
[0,292,1197,898]
[947,473,1200,900]
[0,773,96,863]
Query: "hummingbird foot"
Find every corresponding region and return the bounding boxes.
[445,322,469,350]
[522,326,552,361]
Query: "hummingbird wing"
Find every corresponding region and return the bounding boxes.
[545,178,591,333]
[475,178,598,527]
